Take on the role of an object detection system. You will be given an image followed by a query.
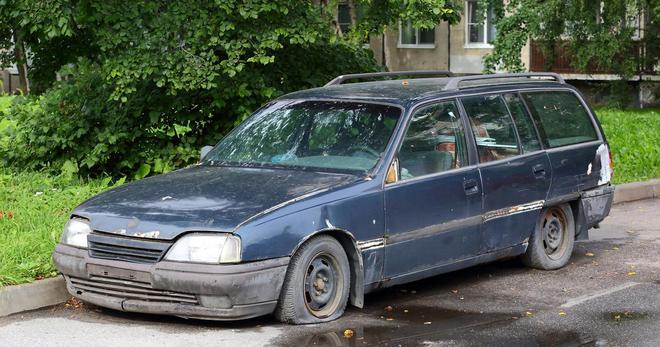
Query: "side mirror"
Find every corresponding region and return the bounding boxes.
[385,158,399,184]
[200,146,214,161]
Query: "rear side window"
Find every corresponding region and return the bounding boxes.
[503,93,541,153]
[522,91,598,148]
[398,101,467,180]
[462,95,520,163]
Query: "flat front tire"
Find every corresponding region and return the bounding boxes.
[275,235,350,324]
[522,204,575,270]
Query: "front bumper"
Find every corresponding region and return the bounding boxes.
[53,244,289,320]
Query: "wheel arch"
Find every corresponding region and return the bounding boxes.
[290,228,365,308]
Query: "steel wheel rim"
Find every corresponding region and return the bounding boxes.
[542,207,568,260]
[303,252,343,318]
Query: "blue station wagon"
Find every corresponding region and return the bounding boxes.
[53,72,614,324]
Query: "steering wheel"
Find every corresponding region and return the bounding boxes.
[348,145,380,159]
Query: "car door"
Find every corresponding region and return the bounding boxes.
[461,93,551,252]
[383,100,482,280]
[520,91,604,201]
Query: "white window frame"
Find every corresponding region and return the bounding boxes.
[464,0,494,49]
[397,20,436,49]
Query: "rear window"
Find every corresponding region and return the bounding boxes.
[522,91,598,148]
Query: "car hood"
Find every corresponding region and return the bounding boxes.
[74,165,359,240]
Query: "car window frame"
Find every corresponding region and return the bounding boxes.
[204,97,406,177]
[459,93,523,163]
[380,86,604,187]
[396,100,470,181]
[518,90,602,149]
[502,92,544,153]
[384,98,477,187]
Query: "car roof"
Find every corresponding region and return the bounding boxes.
[279,77,570,108]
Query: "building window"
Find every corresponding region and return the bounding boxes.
[337,4,351,34]
[465,0,496,47]
[398,20,436,48]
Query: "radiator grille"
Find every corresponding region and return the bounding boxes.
[88,232,172,263]
[67,276,198,304]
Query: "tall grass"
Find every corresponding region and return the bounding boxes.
[595,108,659,184]
[0,170,118,285]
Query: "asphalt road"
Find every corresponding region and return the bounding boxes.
[1,199,658,347]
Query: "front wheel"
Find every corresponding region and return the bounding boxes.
[275,235,350,324]
[522,204,575,270]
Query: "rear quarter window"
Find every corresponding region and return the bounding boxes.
[522,91,599,148]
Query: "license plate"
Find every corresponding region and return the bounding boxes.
[87,264,150,282]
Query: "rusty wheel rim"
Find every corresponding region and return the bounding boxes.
[542,207,568,260]
[303,252,343,318]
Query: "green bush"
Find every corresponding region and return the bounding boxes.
[1,44,379,178]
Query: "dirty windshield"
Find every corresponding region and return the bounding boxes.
[204,100,401,173]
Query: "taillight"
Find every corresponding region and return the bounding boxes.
[608,145,614,179]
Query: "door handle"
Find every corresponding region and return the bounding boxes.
[463,179,479,195]
[533,164,546,178]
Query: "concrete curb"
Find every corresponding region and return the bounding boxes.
[0,276,69,317]
[613,179,660,205]
[0,179,657,318]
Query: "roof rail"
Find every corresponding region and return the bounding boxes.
[443,73,565,91]
[325,70,454,86]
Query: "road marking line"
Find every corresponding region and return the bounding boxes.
[560,282,640,308]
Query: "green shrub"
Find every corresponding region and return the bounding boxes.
[2,43,379,178]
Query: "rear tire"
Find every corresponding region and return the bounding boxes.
[522,204,575,270]
[274,235,350,324]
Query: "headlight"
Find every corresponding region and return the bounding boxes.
[61,218,92,248]
[164,233,241,264]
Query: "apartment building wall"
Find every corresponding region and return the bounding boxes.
[1,69,19,94]
[369,2,530,74]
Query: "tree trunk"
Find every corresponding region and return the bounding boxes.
[13,29,30,95]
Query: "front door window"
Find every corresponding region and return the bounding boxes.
[398,101,467,180]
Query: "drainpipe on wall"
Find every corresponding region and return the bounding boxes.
[447,22,451,71]
[381,33,387,69]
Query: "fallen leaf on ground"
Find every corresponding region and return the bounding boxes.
[612,247,620,250]
[525,311,533,316]
[451,289,459,294]
[64,297,83,310]
[559,311,567,316]
[343,329,354,338]
[423,322,432,325]
[386,317,394,321]
[628,271,637,276]
[585,252,595,257]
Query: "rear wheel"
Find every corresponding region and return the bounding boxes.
[275,235,350,324]
[522,204,575,270]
